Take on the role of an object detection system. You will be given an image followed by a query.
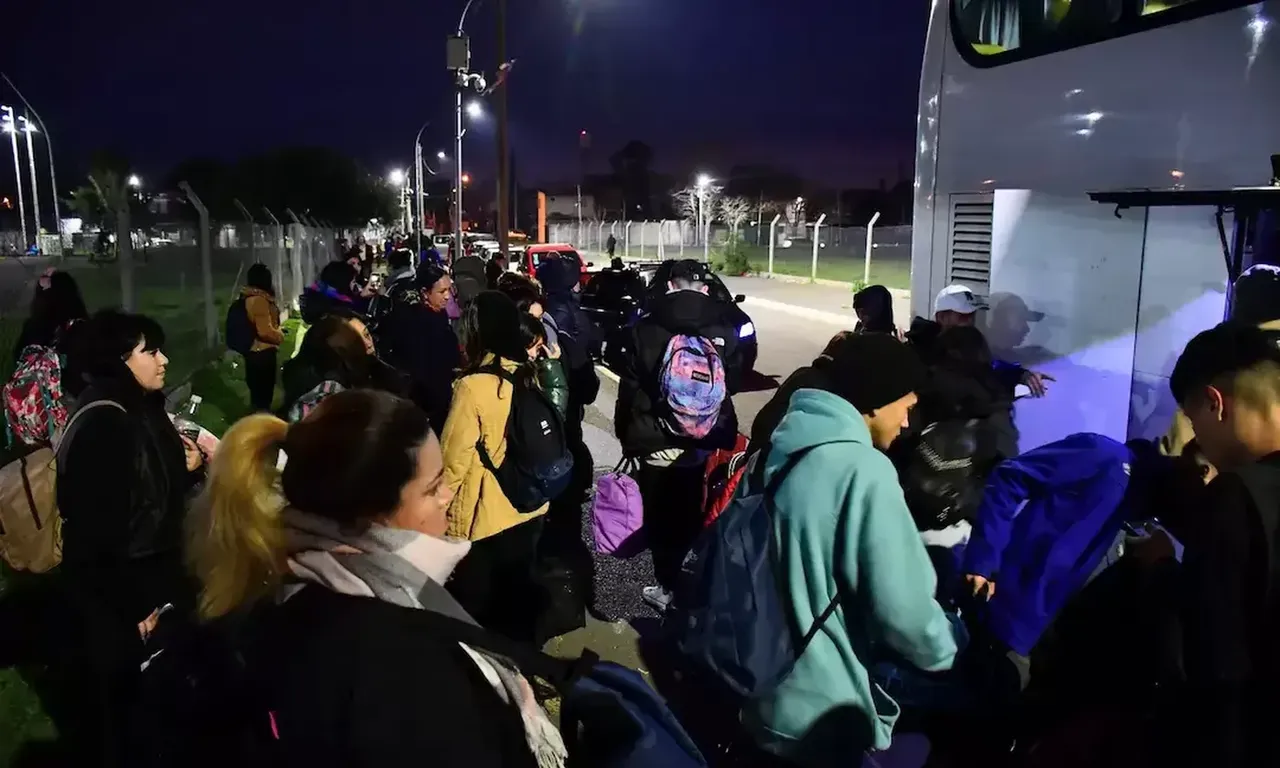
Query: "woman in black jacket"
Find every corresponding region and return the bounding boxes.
[187,390,565,767]
[56,309,206,766]
[280,309,406,422]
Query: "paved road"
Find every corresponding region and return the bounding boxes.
[549,277,913,671]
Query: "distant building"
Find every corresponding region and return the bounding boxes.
[544,192,594,221]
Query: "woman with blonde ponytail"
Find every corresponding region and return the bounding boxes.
[187,389,567,768]
[186,413,289,621]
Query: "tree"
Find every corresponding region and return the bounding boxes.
[718,196,753,238]
[609,140,655,218]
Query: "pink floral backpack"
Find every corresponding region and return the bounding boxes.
[4,344,69,448]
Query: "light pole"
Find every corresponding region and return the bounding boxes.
[1,106,26,249]
[389,169,408,233]
[1,74,64,257]
[19,117,40,245]
[696,174,712,262]
[448,0,493,258]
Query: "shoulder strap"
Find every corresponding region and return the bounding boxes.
[54,400,126,460]
[469,363,517,385]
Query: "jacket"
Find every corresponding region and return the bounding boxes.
[56,379,201,624]
[377,282,459,435]
[962,433,1148,655]
[750,362,833,448]
[534,357,570,418]
[242,287,284,352]
[538,260,599,411]
[742,389,958,764]
[906,317,1025,394]
[440,355,548,541]
[299,282,358,326]
[612,288,741,457]
[279,355,408,424]
[250,586,538,768]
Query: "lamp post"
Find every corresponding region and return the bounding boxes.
[19,117,39,245]
[696,174,712,262]
[389,169,408,233]
[1,106,26,249]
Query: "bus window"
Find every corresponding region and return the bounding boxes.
[953,0,1251,63]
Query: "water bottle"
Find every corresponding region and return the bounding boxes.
[173,394,203,442]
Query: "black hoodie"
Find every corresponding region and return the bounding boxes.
[612,288,741,457]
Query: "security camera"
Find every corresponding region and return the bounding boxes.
[470,74,488,93]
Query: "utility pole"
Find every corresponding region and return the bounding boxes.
[1,105,27,249]
[21,116,40,241]
[495,0,510,259]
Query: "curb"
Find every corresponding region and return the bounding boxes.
[740,296,855,327]
[753,271,911,301]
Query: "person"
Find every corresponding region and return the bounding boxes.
[740,333,960,767]
[378,263,459,435]
[186,390,567,767]
[486,252,508,288]
[606,233,617,257]
[366,247,416,331]
[10,268,89,366]
[1161,321,1280,767]
[440,291,551,642]
[751,331,854,447]
[453,251,488,307]
[906,283,1053,399]
[239,263,285,412]
[496,273,558,349]
[611,258,741,610]
[852,284,896,335]
[280,310,404,422]
[519,313,569,417]
[300,260,363,325]
[56,309,207,766]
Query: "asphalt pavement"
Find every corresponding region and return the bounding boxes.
[547,276,908,671]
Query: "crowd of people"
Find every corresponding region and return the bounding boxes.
[0,247,1276,768]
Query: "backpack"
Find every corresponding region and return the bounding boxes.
[225,296,254,355]
[657,334,726,440]
[341,591,708,768]
[672,445,842,698]
[592,460,645,556]
[452,257,487,306]
[702,433,752,529]
[898,418,992,531]
[4,344,69,448]
[474,365,574,513]
[0,399,125,573]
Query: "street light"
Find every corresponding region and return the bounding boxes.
[127,174,142,188]
[1,106,27,249]
[437,151,447,161]
[695,174,715,260]
[389,169,406,186]
[18,117,40,244]
[466,101,484,119]
[461,173,471,185]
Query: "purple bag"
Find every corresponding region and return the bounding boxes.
[445,288,462,320]
[592,465,644,557]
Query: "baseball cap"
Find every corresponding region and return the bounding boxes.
[933,284,988,315]
[1169,321,1280,405]
[1231,264,1280,326]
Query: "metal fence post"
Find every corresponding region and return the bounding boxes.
[639,220,646,259]
[768,213,781,276]
[810,213,827,282]
[233,198,256,265]
[679,220,685,258]
[624,221,632,259]
[179,181,216,348]
[863,211,881,284]
[286,208,305,311]
[263,207,286,314]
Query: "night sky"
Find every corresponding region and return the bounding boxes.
[5,0,928,190]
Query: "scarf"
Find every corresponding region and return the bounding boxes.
[278,509,567,768]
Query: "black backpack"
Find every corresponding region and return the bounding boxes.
[474,364,573,513]
[898,417,994,531]
[225,297,254,355]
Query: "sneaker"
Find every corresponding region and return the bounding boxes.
[642,585,673,612]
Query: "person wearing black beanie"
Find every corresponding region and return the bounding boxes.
[440,290,552,642]
[738,331,960,765]
[376,259,459,435]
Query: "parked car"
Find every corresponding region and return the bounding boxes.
[519,243,592,287]
[587,260,757,375]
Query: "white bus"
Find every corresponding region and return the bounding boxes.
[912,0,1279,452]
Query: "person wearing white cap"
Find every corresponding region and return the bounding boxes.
[905,284,1053,398]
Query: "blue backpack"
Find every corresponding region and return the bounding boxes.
[672,445,842,698]
[657,334,726,439]
[225,297,254,355]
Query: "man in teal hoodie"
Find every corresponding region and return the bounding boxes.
[742,334,962,767]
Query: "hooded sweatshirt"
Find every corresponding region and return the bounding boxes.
[742,388,958,765]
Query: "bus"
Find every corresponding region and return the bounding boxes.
[912,0,1279,452]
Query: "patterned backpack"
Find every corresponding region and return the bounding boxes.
[4,345,69,448]
[657,334,726,440]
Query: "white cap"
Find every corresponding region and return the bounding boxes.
[933,284,987,315]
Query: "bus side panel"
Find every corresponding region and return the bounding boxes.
[1128,207,1231,442]
[911,0,952,320]
[987,190,1147,452]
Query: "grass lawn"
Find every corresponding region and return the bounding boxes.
[0,316,302,765]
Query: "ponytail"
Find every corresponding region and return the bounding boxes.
[186,413,289,620]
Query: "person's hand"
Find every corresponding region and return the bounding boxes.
[360,285,377,299]
[182,436,203,472]
[1127,528,1176,566]
[545,342,562,360]
[1021,370,1055,397]
[138,607,162,641]
[965,574,995,600]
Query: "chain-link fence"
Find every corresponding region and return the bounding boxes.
[0,206,342,386]
[547,220,912,289]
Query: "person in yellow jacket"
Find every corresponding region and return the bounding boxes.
[441,291,549,642]
[242,264,285,411]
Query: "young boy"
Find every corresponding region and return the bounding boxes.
[1165,320,1280,767]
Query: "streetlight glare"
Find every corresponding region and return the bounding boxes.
[465,101,484,119]
[437,151,448,161]
[696,173,712,188]
[389,169,406,186]
[461,173,472,184]
[127,174,141,188]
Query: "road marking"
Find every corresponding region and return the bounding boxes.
[741,296,854,327]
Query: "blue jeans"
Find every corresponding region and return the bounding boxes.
[871,614,974,713]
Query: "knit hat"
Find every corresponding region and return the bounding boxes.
[1170,320,1280,405]
[1231,264,1280,326]
[823,333,927,414]
[473,290,527,361]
